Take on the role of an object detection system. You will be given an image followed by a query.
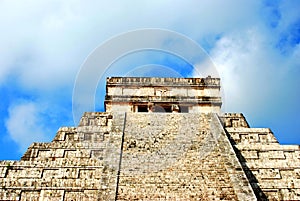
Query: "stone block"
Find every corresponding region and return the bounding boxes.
[42,169,60,179]
[268,151,286,159]
[38,150,51,158]
[20,191,40,201]
[259,168,281,179]
[39,190,64,200]
[242,150,259,159]
[79,169,95,178]
[0,167,7,178]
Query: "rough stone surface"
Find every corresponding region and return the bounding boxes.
[105,77,222,114]
[221,113,300,200]
[116,113,255,200]
[0,77,298,200]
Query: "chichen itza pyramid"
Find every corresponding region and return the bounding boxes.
[0,77,299,200]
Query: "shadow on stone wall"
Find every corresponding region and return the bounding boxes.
[225,131,268,201]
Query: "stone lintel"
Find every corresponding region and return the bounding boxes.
[106,76,221,87]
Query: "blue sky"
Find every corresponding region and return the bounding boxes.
[0,0,299,159]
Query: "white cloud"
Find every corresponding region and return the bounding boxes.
[5,101,51,153]
[206,22,299,124]
[209,28,272,110]
[0,0,264,91]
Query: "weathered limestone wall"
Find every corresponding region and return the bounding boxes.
[117,113,256,200]
[0,111,298,200]
[105,77,222,114]
[188,105,221,113]
[0,112,256,201]
[0,112,125,200]
[222,113,300,200]
[107,80,220,97]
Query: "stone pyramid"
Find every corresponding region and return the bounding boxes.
[0,77,299,200]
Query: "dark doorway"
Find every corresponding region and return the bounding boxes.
[180,106,189,113]
[153,105,172,113]
[138,105,148,112]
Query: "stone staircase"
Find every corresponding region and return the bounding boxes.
[0,112,259,200]
[116,113,256,200]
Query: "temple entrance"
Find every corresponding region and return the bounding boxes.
[136,104,188,113]
[180,106,189,113]
[152,105,172,113]
[137,105,148,112]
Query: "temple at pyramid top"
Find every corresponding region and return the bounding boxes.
[105,76,222,113]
